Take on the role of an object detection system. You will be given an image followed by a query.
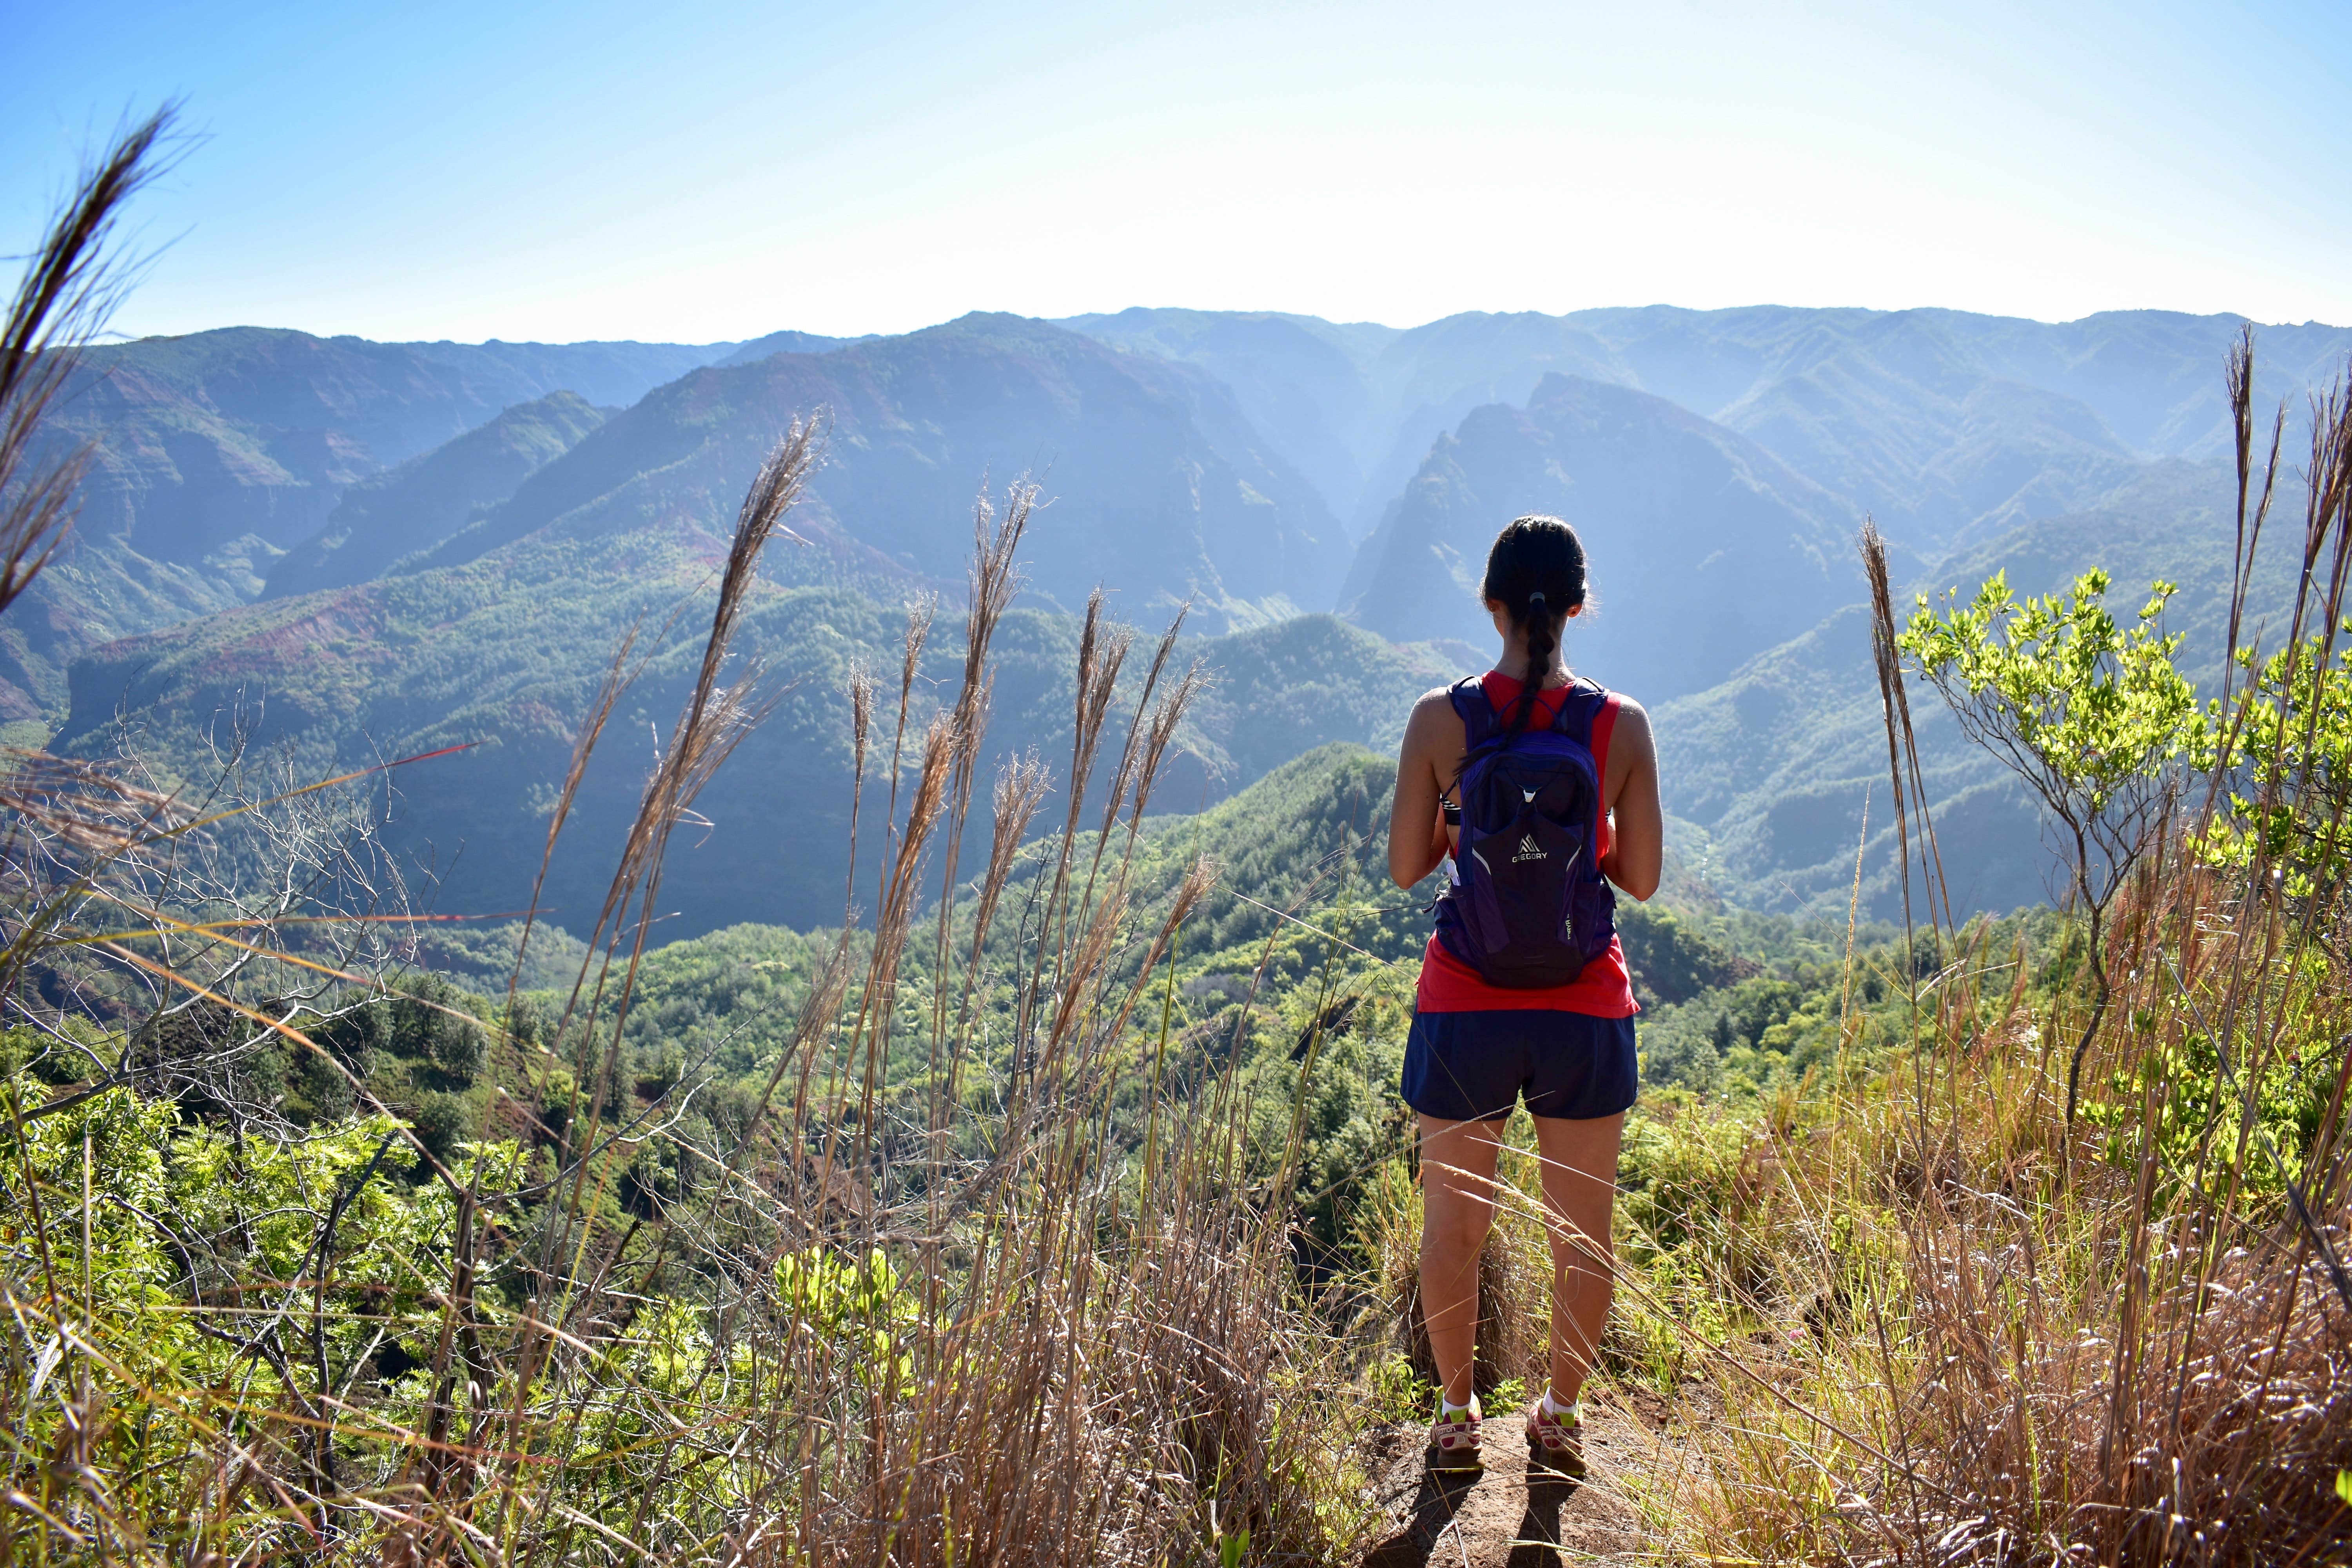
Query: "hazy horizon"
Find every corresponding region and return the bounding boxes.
[95,298,2352,352]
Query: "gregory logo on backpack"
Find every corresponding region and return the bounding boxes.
[1512,833,1545,862]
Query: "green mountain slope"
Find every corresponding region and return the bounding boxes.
[265,391,609,597]
[3,329,736,718]
[1339,374,1861,704]
[554,741,1755,1102]
[1655,458,2299,918]
[0,540,236,724]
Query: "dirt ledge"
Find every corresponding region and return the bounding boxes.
[1355,1399,1695,1567]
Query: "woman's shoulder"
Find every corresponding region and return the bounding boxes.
[1401,683,1467,744]
[1402,682,1458,729]
[1604,691,1654,755]
[1598,685,1647,717]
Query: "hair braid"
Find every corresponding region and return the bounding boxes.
[1476,515,1589,746]
[1510,589,1555,739]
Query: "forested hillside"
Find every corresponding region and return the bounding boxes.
[61,554,1452,931]
[1656,456,2311,916]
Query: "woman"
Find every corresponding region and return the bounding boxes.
[1384,514,1661,1472]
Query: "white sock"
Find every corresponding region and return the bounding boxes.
[1439,1392,1478,1421]
[1541,1389,1578,1419]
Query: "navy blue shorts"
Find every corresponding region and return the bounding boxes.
[1401,1008,1639,1124]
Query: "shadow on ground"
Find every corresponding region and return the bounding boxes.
[1356,1406,1659,1567]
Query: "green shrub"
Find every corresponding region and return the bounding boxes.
[409,1089,474,1165]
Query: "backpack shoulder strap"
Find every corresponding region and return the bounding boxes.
[1446,675,1501,753]
[1549,677,1610,748]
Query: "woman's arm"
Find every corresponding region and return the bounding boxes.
[1600,698,1663,901]
[1387,690,1457,890]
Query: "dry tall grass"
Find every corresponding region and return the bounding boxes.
[0,107,175,619]
[0,416,1371,1564]
[1613,332,2352,1565]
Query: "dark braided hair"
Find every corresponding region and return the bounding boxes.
[1480,514,1588,742]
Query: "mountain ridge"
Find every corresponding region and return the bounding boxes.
[265,390,611,597]
[1653,455,2300,919]
[405,312,1350,629]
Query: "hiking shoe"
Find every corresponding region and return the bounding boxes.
[1525,1399,1585,1478]
[1429,1401,1482,1469]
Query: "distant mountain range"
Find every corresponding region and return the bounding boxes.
[1068,305,2352,545]
[16,302,2349,928]
[51,328,739,569]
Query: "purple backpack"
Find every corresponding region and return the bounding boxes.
[1433,676,1617,988]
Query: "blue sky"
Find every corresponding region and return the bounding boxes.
[6,0,2350,343]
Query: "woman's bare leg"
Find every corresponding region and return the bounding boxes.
[1417,1113,1504,1406]
[1532,1111,1625,1405]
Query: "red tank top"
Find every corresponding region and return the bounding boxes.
[1414,671,1639,1018]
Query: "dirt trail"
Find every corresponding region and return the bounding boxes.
[1355,1402,1677,1566]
